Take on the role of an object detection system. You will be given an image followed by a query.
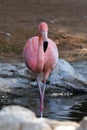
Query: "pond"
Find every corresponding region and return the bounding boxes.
[0,91,87,122]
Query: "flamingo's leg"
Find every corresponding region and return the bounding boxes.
[37,71,50,117]
[40,80,46,117]
[37,76,43,117]
[41,70,51,116]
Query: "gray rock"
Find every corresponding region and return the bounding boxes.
[0,59,87,94]
[48,59,87,93]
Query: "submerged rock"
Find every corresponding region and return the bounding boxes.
[0,59,87,94]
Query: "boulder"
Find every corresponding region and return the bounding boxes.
[48,59,87,93]
[0,105,80,130]
[0,59,87,94]
[77,117,87,130]
[0,105,51,130]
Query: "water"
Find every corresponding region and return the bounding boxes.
[0,91,87,122]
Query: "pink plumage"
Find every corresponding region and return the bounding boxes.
[23,22,58,117]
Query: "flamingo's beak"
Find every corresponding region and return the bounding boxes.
[41,31,48,52]
[43,41,48,52]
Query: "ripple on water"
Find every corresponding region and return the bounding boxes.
[0,92,87,122]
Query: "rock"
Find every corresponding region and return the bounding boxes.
[0,105,80,130]
[37,118,79,130]
[58,59,77,77]
[77,117,87,130]
[0,106,36,130]
[0,59,87,94]
[20,122,51,130]
[0,105,51,130]
[1,105,36,120]
[48,59,87,93]
[54,125,76,130]
[2,105,87,130]
[27,59,87,93]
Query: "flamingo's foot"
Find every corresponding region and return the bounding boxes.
[40,104,44,117]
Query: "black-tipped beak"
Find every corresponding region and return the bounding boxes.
[43,41,48,52]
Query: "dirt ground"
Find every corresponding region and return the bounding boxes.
[0,0,87,62]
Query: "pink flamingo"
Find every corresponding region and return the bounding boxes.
[23,22,58,117]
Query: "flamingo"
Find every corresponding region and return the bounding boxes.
[23,22,58,117]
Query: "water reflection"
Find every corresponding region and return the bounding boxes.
[0,91,87,122]
[44,94,87,121]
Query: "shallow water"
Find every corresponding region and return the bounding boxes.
[0,91,87,122]
[0,60,87,122]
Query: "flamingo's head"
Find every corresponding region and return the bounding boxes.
[38,22,48,52]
